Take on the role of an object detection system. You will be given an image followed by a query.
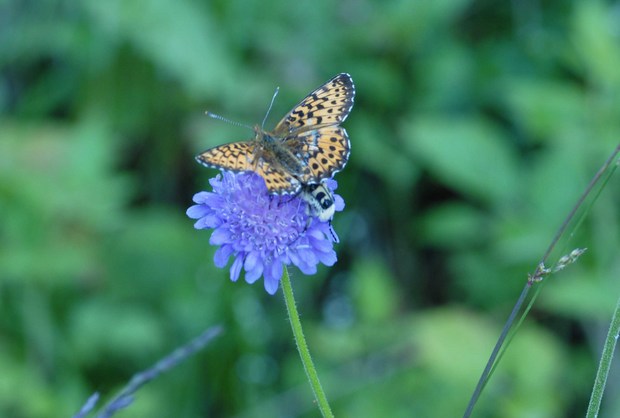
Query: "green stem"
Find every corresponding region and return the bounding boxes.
[586,296,620,418]
[281,266,334,418]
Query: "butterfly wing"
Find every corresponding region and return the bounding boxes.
[272,73,355,136]
[195,141,257,172]
[254,158,302,194]
[195,140,301,194]
[282,126,350,182]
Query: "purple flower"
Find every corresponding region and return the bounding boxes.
[187,172,344,295]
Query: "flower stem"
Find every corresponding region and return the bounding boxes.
[281,267,334,418]
[586,296,620,417]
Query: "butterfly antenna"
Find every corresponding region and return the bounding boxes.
[261,86,280,129]
[205,111,253,131]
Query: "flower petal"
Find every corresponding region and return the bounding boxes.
[186,204,209,219]
[309,235,333,253]
[296,259,317,275]
[318,250,337,266]
[334,194,345,211]
[244,251,259,271]
[194,214,220,229]
[245,259,264,284]
[213,245,233,268]
[270,261,283,282]
[230,256,243,282]
[210,228,230,245]
[192,191,211,204]
[263,272,280,295]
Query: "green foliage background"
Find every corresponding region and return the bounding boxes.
[2,0,620,417]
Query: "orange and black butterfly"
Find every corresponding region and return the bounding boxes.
[195,73,355,195]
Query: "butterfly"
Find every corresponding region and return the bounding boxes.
[196,73,355,195]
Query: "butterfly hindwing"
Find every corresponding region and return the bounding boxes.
[282,126,350,182]
[254,158,302,194]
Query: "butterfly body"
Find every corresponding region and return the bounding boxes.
[259,128,309,179]
[196,73,355,195]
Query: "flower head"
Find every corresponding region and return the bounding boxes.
[187,172,344,294]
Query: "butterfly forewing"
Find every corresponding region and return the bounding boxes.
[273,73,355,135]
[196,141,256,172]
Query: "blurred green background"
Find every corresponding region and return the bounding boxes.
[2,0,620,417]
